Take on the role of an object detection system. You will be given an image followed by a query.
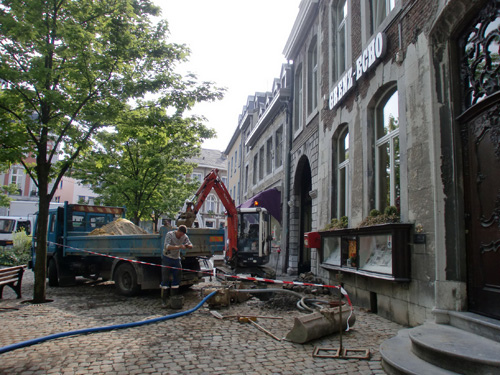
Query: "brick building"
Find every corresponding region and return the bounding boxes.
[1,160,95,216]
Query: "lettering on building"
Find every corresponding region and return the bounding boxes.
[329,32,387,110]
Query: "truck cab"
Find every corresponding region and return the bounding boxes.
[31,203,125,283]
[0,216,33,247]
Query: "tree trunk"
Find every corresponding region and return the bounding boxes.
[153,213,160,233]
[33,157,50,303]
[132,215,140,226]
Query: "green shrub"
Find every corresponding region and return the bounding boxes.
[384,205,399,216]
[359,208,400,227]
[0,229,32,266]
[323,216,349,231]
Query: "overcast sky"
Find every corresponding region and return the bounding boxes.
[153,0,302,152]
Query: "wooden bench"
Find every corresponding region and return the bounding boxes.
[0,265,26,299]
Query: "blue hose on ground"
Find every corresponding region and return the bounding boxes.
[0,291,217,355]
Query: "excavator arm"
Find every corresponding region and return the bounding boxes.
[176,169,238,263]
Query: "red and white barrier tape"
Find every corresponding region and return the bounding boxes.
[47,241,353,309]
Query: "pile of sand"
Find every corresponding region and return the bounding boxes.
[88,218,148,236]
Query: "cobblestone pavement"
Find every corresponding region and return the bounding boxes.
[0,270,404,374]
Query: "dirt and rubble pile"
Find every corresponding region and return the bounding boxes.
[88,218,148,236]
[260,293,301,311]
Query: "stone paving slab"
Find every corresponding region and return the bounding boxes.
[0,270,402,374]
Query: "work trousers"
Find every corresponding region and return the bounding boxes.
[161,255,182,288]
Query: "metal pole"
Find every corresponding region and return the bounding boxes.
[339,303,343,353]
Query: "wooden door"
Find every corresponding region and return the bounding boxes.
[461,98,500,319]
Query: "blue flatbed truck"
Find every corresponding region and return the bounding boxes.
[31,203,224,295]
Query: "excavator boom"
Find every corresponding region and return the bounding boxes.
[176,169,238,261]
[176,169,276,276]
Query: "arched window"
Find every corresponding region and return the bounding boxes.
[205,194,217,213]
[337,127,350,218]
[375,89,400,211]
[459,7,500,109]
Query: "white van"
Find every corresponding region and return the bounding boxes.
[0,216,33,247]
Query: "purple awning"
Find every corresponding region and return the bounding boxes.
[238,188,281,224]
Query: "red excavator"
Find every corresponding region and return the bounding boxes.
[176,169,277,278]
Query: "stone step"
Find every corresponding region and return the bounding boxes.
[380,329,457,375]
[409,323,500,375]
[434,309,500,343]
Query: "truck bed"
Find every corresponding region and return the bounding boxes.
[63,228,224,259]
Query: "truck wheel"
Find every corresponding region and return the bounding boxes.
[48,259,59,287]
[114,262,140,296]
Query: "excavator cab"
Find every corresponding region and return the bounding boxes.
[235,208,271,268]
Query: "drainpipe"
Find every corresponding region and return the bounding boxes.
[282,64,294,275]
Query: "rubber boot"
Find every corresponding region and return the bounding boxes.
[170,287,184,309]
[161,287,170,308]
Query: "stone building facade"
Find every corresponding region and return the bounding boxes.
[283,1,321,276]
[281,0,500,327]
[227,0,500,327]
[186,148,228,229]
[225,65,292,271]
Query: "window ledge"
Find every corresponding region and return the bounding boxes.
[369,2,403,43]
[320,263,410,282]
[293,126,304,141]
[306,108,319,125]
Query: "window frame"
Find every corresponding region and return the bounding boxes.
[293,64,304,137]
[331,0,349,84]
[307,36,319,116]
[10,166,25,194]
[253,154,258,185]
[367,0,398,37]
[374,89,400,211]
[244,165,249,192]
[266,137,273,175]
[337,126,350,219]
[275,126,283,169]
[205,194,217,213]
[191,172,203,184]
[258,146,265,181]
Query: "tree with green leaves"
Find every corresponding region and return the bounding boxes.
[72,106,214,227]
[0,183,17,208]
[0,0,223,302]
